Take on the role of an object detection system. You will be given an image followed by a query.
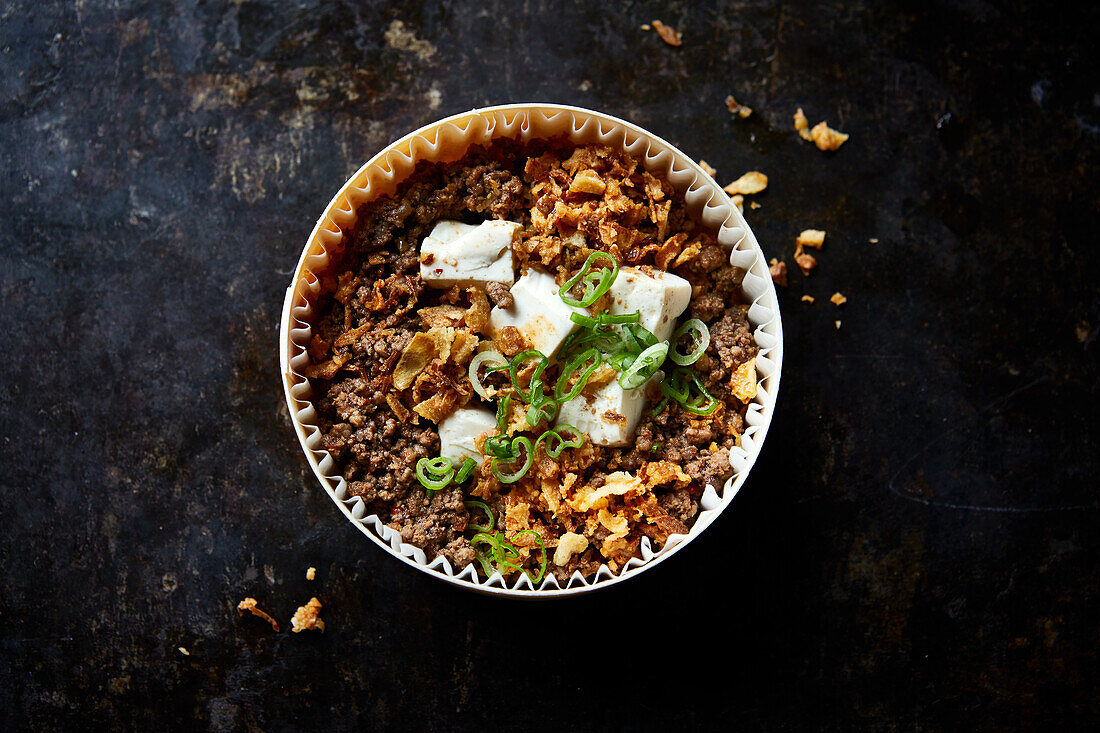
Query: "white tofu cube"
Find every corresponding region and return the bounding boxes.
[437,406,498,465]
[556,380,648,447]
[608,267,692,342]
[488,268,584,357]
[419,219,520,288]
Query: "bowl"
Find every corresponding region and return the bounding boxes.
[279,103,783,596]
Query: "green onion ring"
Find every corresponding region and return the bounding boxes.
[415,456,454,492]
[629,323,658,348]
[670,318,710,366]
[508,350,549,401]
[490,436,533,484]
[659,370,691,403]
[618,342,669,390]
[559,252,619,307]
[464,500,495,533]
[510,530,548,583]
[468,350,508,401]
[534,428,565,459]
[471,533,500,576]
[661,367,720,415]
[525,388,559,428]
[535,424,584,459]
[484,435,514,459]
[554,348,602,401]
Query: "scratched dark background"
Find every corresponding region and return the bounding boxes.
[1,0,1097,730]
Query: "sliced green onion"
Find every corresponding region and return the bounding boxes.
[650,395,670,417]
[659,369,690,403]
[468,350,508,401]
[484,435,514,458]
[508,350,549,401]
[471,530,547,583]
[511,530,548,583]
[471,532,521,576]
[471,533,500,576]
[490,436,533,484]
[569,313,600,328]
[681,370,720,415]
[559,252,619,307]
[454,457,477,484]
[416,456,454,492]
[669,318,710,366]
[525,385,559,427]
[628,323,658,348]
[554,348,601,402]
[553,424,583,447]
[495,393,511,430]
[599,312,641,325]
[464,500,495,533]
[619,342,668,390]
[535,424,585,459]
[485,394,515,457]
[660,367,720,415]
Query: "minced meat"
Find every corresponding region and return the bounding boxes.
[305,138,759,581]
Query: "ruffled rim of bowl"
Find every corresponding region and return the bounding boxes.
[279,104,784,597]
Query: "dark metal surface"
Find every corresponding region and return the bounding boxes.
[1,1,1097,730]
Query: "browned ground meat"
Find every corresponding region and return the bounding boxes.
[305,138,759,580]
[485,281,514,308]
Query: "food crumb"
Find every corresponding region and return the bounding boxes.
[697,159,717,177]
[1076,321,1091,343]
[830,292,847,306]
[237,597,280,632]
[801,295,815,304]
[650,20,682,46]
[725,95,752,118]
[868,237,879,243]
[797,229,826,249]
[178,647,190,656]
[731,193,744,212]
[306,567,316,581]
[811,121,849,151]
[835,320,842,330]
[768,258,788,287]
[794,108,813,141]
[640,23,651,30]
[750,201,761,210]
[793,230,821,276]
[794,108,850,151]
[794,247,817,276]
[723,171,768,195]
[291,597,325,633]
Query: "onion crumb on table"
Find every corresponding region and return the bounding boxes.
[649,20,682,46]
[290,598,325,633]
[725,95,752,118]
[768,258,788,287]
[237,597,280,632]
[794,108,850,151]
[723,171,768,195]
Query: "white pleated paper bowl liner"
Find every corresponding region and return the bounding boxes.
[280,104,784,597]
